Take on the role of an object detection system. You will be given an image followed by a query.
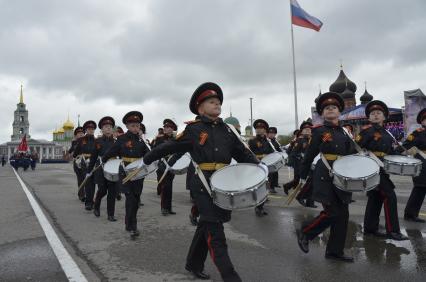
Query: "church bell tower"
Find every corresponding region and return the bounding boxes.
[11,85,30,141]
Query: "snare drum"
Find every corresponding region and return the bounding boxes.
[124,159,158,181]
[103,159,122,182]
[170,153,191,175]
[262,152,285,173]
[332,154,380,192]
[383,155,422,176]
[210,163,268,210]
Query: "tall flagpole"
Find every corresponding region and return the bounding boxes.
[289,0,299,129]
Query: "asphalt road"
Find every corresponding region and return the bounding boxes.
[1,163,425,282]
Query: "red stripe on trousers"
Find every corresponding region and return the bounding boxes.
[207,232,216,263]
[303,211,328,233]
[380,190,392,232]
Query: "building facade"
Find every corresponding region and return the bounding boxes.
[0,86,64,162]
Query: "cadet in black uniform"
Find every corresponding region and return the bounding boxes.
[141,82,262,281]
[113,126,125,201]
[294,121,317,208]
[73,121,97,210]
[101,111,149,239]
[188,116,201,226]
[356,100,408,240]
[87,116,117,221]
[283,122,312,195]
[249,119,274,216]
[403,108,426,223]
[69,126,85,201]
[297,92,356,262]
[152,118,179,215]
[267,127,282,190]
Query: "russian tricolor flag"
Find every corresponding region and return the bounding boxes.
[291,0,323,32]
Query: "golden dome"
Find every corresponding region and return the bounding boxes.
[57,127,65,134]
[63,118,75,130]
[53,128,59,135]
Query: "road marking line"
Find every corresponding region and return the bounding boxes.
[13,168,88,282]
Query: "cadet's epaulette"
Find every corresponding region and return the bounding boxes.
[184,119,201,125]
[361,124,372,131]
[416,127,425,132]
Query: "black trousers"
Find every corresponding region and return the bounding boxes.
[186,221,241,282]
[94,177,117,216]
[157,171,175,211]
[364,186,400,234]
[124,179,144,231]
[73,163,86,199]
[84,175,95,206]
[302,193,349,255]
[404,186,426,218]
[268,172,279,188]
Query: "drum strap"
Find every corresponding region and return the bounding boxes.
[342,126,384,167]
[320,153,333,177]
[267,139,277,152]
[192,160,213,198]
[225,124,256,156]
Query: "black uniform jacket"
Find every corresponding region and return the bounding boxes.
[403,126,426,187]
[301,121,356,204]
[356,123,401,192]
[143,116,259,222]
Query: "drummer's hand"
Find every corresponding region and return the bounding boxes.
[259,162,269,173]
[137,160,146,169]
[299,178,307,185]
[86,172,92,178]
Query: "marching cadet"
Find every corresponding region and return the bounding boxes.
[187,115,201,226]
[294,121,317,208]
[68,126,85,201]
[140,82,263,281]
[267,127,283,190]
[283,122,312,195]
[403,108,426,223]
[73,121,97,210]
[113,126,125,201]
[101,111,150,239]
[297,92,356,262]
[356,100,408,240]
[87,116,117,221]
[152,118,179,215]
[249,119,274,216]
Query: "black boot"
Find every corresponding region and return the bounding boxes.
[93,207,100,217]
[185,265,210,280]
[325,253,354,263]
[297,230,309,253]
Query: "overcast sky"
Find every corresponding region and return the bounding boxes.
[0,0,425,141]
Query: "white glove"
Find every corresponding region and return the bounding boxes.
[259,163,269,173]
[86,172,92,178]
[299,178,307,185]
[137,159,146,169]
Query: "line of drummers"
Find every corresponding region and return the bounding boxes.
[67,82,426,280]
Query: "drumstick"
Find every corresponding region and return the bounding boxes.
[286,182,303,205]
[157,156,173,185]
[122,168,141,184]
[78,164,102,190]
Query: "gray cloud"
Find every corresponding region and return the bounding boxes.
[0,0,425,142]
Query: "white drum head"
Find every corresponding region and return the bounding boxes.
[262,152,283,166]
[384,155,422,165]
[211,164,267,193]
[333,155,379,178]
[172,153,191,170]
[104,159,121,173]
